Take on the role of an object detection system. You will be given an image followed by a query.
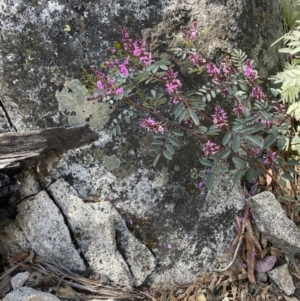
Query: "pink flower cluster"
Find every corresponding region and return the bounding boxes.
[120,27,152,66]
[262,119,272,128]
[263,150,277,167]
[243,59,258,82]
[211,105,228,129]
[103,56,130,77]
[251,85,265,101]
[180,22,199,41]
[232,103,244,116]
[140,117,164,133]
[188,53,206,67]
[206,63,222,83]
[93,68,124,96]
[221,56,235,78]
[202,140,220,157]
[162,67,182,94]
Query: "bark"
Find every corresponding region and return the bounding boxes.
[0,125,98,170]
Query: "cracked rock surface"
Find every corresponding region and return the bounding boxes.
[48,179,156,286]
[248,191,300,251]
[0,190,86,272]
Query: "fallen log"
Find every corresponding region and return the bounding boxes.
[0,125,98,170]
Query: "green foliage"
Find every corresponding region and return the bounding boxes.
[280,0,300,31]
[271,26,300,103]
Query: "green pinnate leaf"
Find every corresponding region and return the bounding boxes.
[232,136,241,153]
[206,172,215,189]
[169,137,181,147]
[232,156,247,168]
[166,144,175,155]
[233,169,247,185]
[200,158,214,167]
[222,133,231,146]
[163,149,173,160]
[189,109,200,125]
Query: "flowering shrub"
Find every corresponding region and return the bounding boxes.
[83,23,300,213]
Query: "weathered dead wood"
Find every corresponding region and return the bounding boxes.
[0,125,98,169]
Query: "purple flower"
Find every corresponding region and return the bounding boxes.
[250,148,261,157]
[211,106,228,129]
[205,167,211,174]
[97,80,103,90]
[116,202,122,208]
[115,87,124,95]
[202,140,220,157]
[232,103,244,117]
[262,119,271,128]
[274,103,285,114]
[198,181,205,188]
[243,59,258,81]
[188,53,200,66]
[144,290,150,296]
[242,262,248,269]
[263,150,277,167]
[167,244,173,250]
[206,63,220,76]
[172,97,180,104]
[140,52,152,66]
[162,68,182,94]
[119,65,129,77]
[251,85,265,101]
[140,117,164,133]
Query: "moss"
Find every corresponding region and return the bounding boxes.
[56,79,112,128]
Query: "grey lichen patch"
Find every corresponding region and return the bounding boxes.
[56,79,112,128]
[103,155,121,171]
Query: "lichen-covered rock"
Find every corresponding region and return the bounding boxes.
[248,191,300,251]
[145,0,283,79]
[48,178,156,286]
[3,287,60,301]
[0,191,85,271]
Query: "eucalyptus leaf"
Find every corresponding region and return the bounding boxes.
[232,123,244,132]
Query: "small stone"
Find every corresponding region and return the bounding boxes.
[255,255,276,273]
[257,273,268,283]
[3,287,60,301]
[11,272,29,290]
[268,264,295,296]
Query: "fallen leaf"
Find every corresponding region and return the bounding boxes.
[11,252,29,262]
[266,169,273,186]
[197,294,206,301]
